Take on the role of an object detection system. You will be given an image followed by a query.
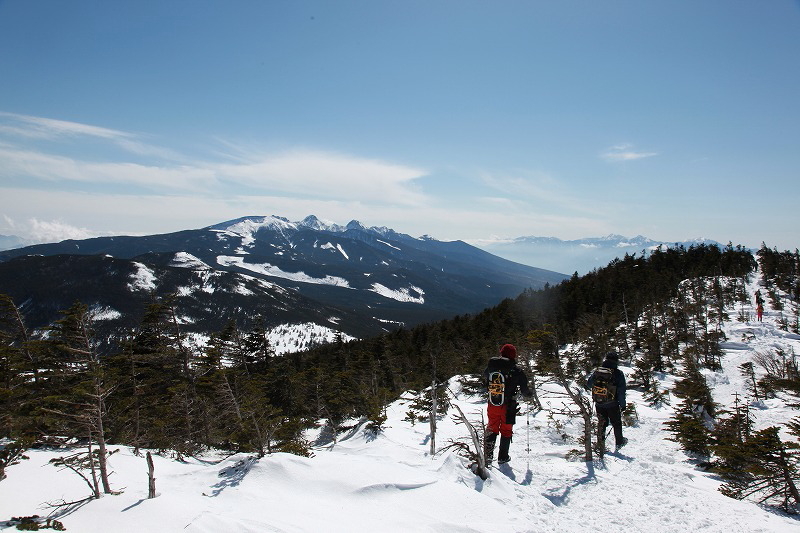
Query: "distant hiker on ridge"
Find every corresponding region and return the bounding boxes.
[585,351,628,454]
[483,344,532,467]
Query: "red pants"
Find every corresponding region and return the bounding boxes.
[486,404,513,438]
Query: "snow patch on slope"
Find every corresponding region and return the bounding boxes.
[217,256,351,288]
[170,252,211,270]
[377,239,400,251]
[369,283,425,303]
[127,262,157,291]
[267,322,357,354]
[89,305,122,321]
[318,242,350,260]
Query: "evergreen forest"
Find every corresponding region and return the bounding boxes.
[2,242,799,510]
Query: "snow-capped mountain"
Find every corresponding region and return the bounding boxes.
[0,215,566,344]
[473,234,724,275]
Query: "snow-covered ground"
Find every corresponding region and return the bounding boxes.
[1,274,799,532]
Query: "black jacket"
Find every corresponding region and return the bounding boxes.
[585,361,626,409]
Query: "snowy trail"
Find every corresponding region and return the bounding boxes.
[498,393,795,533]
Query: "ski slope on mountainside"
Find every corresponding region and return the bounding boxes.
[1,271,799,532]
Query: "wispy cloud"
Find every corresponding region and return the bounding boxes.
[601,143,658,162]
[478,170,609,217]
[0,113,431,206]
[0,111,134,141]
[212,148,429,206]
[0,145,217,190]
[0,111,184,161]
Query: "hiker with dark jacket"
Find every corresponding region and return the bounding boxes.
[585,351,628,451]
[483,344,532,466]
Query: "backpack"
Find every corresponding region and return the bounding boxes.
[591,367,617,403]
[486,356,520,407]
[488,370,506,406]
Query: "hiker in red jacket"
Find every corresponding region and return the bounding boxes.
[757,302,764,322]
[483,344,532,466]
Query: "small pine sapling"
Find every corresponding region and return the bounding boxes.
[710,393,755,485]
[664,399,712,459]
[643,381,670,408]
[739,361,760,402]
[622,402,639,427]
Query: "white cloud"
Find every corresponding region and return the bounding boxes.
[0,113,658,246]
[0,111,186,161]
[1,182,621,248]
[0,111,134,141]
[601,143,657,162]
[0,146,217,190]
[211,149,429,206]
[0,144,429,205]
[0,113,430,205]
[27,218,99,243]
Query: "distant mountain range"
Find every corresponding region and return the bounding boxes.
[472,234,724,275]
[0,234,28,251]
[0,215,566,348]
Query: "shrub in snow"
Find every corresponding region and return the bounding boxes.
[0,439,31,481]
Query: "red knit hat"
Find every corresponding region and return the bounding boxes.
[500,344,517,360]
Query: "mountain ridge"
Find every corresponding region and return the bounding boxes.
[472,233,725,275]
[0,215,567,346]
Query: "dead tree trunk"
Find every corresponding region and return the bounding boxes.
[451,403,489,480]
[429,379,437,456]
[146,452,156,498]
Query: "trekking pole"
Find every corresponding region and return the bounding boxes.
[526,402,531,469]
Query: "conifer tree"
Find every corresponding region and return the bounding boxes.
[665,357,716,457]
[642,380,670,408]
[242,317,275,373]
[788,416,800,441]
[719,426,800,512]
[542,347,596,460]
[0,293,49,437]
[44,301,113,495]
[710,393,754,485]
[107,297,195,455]
[739,361,761,402]
[672,358,717,418]
[664,399,712,457]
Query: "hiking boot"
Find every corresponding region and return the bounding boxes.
[615,437,628,450]
[497,436,512,465]
[484,432,497,467]
[597,425,606,455]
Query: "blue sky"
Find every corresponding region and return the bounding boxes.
[1,0,798,251]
